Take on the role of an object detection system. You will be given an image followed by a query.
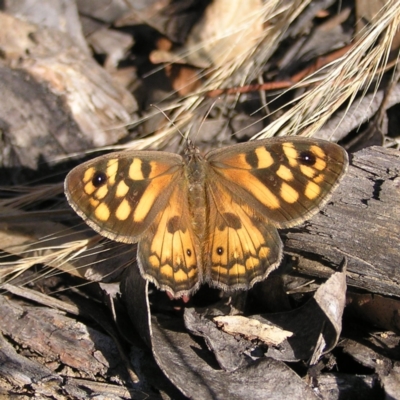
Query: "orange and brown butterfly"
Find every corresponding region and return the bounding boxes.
[64,137,348,298]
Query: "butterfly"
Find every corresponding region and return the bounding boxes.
[65,137,348,298]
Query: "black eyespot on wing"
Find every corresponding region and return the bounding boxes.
[299,150,316,166]
[186,249,192,257]
[92,171,107,187]
[217,247,224,255]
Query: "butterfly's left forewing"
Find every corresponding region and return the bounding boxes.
[206,137,348,229]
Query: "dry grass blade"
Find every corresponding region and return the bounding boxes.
[203,0,313,89]
[139,0,399,148]
[256,0,400,139]
[140,0,313,146]
[0,183,63,209]
[0,212,99,283]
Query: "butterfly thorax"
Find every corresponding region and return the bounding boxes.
[185,150,207,242]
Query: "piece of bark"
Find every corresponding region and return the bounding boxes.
[0,11,138,168]
[0,293,160,398]
[313,373,381,400]
[0,64,84,170]
[0,294,123,378]
[284,145,400,297]
[0,331,64,397]
[3,0,91,54]
[76,0,132,24]
[0,331,152,399]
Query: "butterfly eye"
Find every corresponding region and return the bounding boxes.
[92,171,107,187]
[299,150,316,166]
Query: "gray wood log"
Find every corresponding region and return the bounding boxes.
[283,146,400,297]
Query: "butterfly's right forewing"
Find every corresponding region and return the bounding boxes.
[65,151,184,243]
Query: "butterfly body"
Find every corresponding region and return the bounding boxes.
[183,145,208,243]
[65,137,348,297]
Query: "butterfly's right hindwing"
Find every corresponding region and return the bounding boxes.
[137,181,201,297]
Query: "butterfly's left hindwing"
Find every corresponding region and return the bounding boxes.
[65,151,185,243]
[204,177,283,291]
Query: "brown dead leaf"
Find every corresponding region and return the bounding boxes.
[164,64,203,95]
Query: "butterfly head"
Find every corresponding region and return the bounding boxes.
[184,139,203,162]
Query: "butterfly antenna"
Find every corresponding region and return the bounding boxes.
[150,104,186,141]
[192,98,220,146]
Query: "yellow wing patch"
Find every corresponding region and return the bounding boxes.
[95,203,110,222]
[276,165,294,181]
[282,142,298,167]
[116,199,132,221]
[280,182,299,203]
[219,168,281,210]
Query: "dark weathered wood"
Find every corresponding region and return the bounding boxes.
[314,373,379,399]
[0,330,145,398]
[0,291,160,399]
[284,146,400,297]
[0,293,122,377]
[0,331,63,396]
